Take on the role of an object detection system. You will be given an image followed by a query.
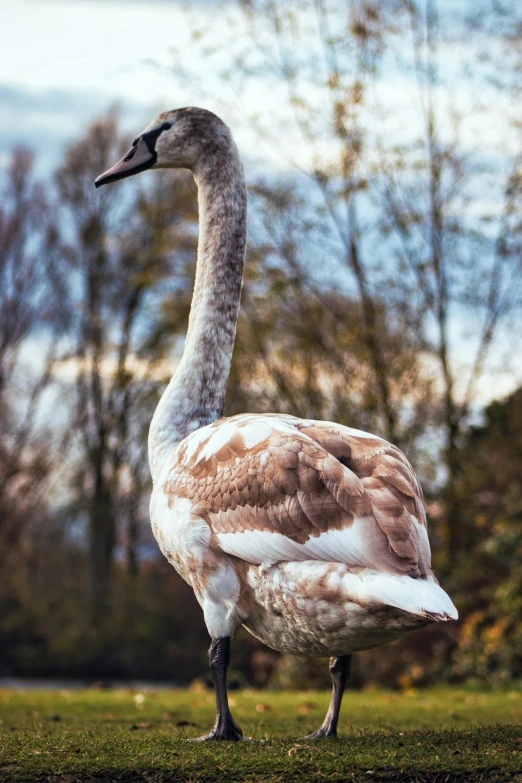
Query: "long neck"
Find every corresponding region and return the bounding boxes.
[149,141,247,482]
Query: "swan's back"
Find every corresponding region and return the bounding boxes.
[163,413,432,579]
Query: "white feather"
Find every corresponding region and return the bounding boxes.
[335,569,458,620]
[201,563,243,638]
[216,518,382,568]
[196,421,238,462]
[240,420,273,449]
[183,423,214,461]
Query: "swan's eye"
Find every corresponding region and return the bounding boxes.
[123,146,138,163]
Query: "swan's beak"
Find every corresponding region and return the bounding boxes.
[94,137,155,188]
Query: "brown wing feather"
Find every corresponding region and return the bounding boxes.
[165,414,431,576]
[297,420,428,570]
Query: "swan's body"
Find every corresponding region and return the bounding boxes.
[152,412,455,655]
[96,107,457,741]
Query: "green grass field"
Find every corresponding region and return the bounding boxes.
[0,686,521,782]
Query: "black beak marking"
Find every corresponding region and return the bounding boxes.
[94,121,173,189]
[140,122,173,154]
[123,146,138,163]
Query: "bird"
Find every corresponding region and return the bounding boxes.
[95,107,457,741]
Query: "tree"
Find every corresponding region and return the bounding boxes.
[369,0,522,564]
[227,181,434,446]
[173,0,418,446]
[0,147,66,581]
[55,111,198,617]
[167,0,522,548]
[451,386,522,682]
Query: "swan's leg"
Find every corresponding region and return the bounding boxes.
[302,654,352,739]
[192,637,244,741]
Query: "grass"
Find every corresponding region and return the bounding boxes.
[0,686,521,782]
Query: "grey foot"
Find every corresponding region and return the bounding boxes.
[190,718,244,742]
[301,726,337,740]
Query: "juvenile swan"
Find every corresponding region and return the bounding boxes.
[95,108,457,741]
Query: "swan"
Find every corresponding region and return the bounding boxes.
[95,107,457,741]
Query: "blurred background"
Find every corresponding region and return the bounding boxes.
[1,0,521,690]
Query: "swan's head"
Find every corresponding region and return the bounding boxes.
[95,107,231,188]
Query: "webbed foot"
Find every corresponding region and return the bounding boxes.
[190,717,244,742]
[300,726,337,740]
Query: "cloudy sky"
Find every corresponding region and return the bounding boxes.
[2,0,518,174]
[2,0,521,404]
[2,0,323,180]
[1,0,233,173]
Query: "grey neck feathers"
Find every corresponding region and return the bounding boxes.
[149,139,247,482]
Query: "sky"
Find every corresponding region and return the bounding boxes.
[0,0,326,177]
[5,0,516,174]
[2,0,521,406]
[1,0,518,175]
[0,0,232,173]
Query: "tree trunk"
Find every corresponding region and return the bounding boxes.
[348,220,398,446]
[88,481,115,620]
[127,504,139,579]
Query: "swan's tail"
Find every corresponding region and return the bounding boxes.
[341,570,458,621]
